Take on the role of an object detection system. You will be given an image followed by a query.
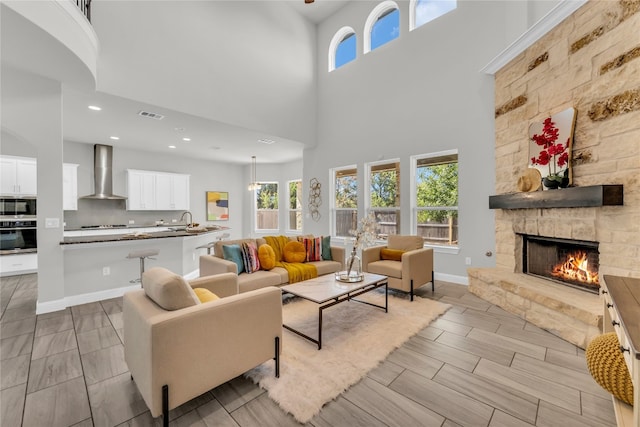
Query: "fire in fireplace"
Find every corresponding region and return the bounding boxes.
[521,235,600,293]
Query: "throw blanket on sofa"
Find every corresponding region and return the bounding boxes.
[265,235,318,284]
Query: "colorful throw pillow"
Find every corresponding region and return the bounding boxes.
[241,242,261,273]
[283,241,307,263]
[303,236,323,262]
[258,244,276,270]
[222,244,245,274]
[380,248,405,261]
[322,235,332,260]
[193,288,220,303]
[142,267,199,311]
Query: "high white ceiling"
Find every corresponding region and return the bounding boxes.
[61,1,352,166]
[63,87,305,165]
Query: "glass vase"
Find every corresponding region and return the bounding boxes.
[346,248,362,278]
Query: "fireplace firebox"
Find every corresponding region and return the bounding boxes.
[521,235,600,294]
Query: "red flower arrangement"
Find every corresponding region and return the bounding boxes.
[530,117,569,183]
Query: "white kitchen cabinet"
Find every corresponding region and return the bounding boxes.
[63,163,79,210]
[127,169,189,211]
[156,172,190,210]
[127,170,156,210]
[0,156,37,196]
[0,253,37,276]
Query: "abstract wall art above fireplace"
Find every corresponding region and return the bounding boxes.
[529,107,577,189]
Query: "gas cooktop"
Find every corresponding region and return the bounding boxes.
[81,224,128,229]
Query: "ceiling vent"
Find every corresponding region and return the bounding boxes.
[138,110,165,120]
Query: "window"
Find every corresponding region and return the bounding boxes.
[332,166,358,238]
[411,0,457,31]
[365,1,400,53]
[255,182,278,231]
[287,180,302,232]
[329,27,357,71]
[412,151,458,247]
[368,160,400,237]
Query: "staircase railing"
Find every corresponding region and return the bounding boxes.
[74,0,92,22]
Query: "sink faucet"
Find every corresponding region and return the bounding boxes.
[180,211,193,227]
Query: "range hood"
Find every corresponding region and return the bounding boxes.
[80,144,127,200]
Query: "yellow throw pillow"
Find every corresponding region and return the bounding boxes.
[283,241,307,263]
[193,288,220,303]
[258,244,276,270]
[380,248,405,261]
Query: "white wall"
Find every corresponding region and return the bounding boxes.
[0,130,37,157]
[91,1,317,146]
[2,66,65,304]
[306,0,525,281]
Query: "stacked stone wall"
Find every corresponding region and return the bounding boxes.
[494,0,640,279]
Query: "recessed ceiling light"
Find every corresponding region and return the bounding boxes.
[258,138,275,145]
[88,105,102,111]
[109,136,120,140]
[182,137,191,142]
[168,145,176,149]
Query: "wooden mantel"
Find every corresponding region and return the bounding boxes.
[489,185,623,209]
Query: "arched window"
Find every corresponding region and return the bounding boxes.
[410,0,457,31]
[328,27,356,71]
[364,1,400,54]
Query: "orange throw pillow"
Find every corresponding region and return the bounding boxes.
[283,241,307,263]
[380,248,405,261]
[258,244,276,270]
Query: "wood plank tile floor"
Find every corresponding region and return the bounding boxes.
[0,274,616,427]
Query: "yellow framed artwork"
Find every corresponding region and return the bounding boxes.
[206,191,229,221]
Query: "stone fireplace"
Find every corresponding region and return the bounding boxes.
[468,1,640,349]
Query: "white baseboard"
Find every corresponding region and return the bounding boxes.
[35,270,201,315]
[435,272,468,286]
[36,283,142,315]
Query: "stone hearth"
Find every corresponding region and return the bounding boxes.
[468,268,601,349]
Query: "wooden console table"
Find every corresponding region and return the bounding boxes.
[602,275,640,426]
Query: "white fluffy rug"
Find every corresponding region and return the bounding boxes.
[245,290,450,423]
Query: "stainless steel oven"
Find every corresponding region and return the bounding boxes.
[0,198,36,217]
[0,219,37,254]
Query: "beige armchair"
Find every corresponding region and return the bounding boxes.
[123,268,282,426]
[362,235,434,301]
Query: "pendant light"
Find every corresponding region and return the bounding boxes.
[248,155,262,191]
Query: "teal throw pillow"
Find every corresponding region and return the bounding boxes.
[222,244,245,274]
[322,235,332,260]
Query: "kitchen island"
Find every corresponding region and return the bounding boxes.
[48,227,229,313]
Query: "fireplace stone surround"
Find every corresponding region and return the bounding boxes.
[469,0,640,349]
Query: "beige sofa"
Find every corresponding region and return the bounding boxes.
[123,269,282,424]
[199,237,345,293]
[362,235,434,301]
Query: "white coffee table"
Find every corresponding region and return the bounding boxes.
[280,272,388,349]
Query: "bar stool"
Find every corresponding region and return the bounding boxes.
[196,242,216,255]
[126,249,159,284]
